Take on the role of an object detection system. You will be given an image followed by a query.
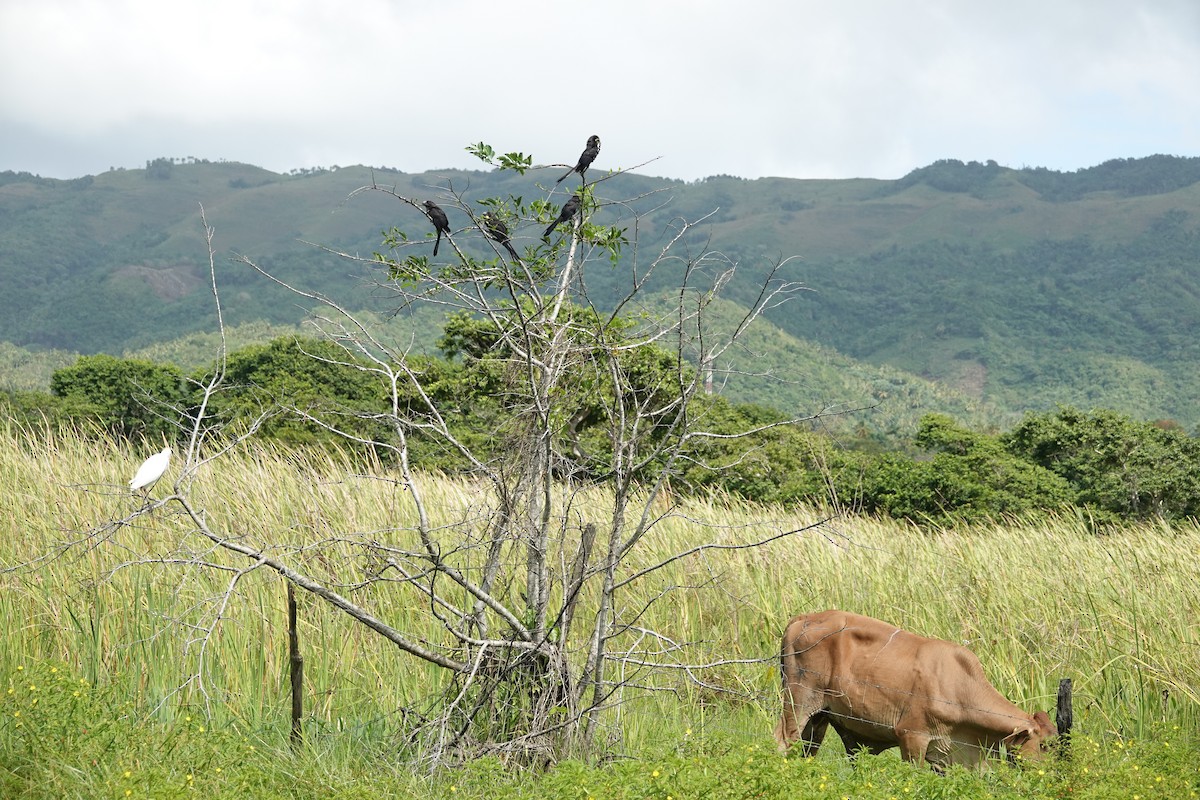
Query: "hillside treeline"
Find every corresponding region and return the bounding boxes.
[6,155,1200,431]
[891,154,1200,200]
[5,325,1199,527]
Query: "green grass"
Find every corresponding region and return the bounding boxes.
[3,660,1196,798]
[2,422,1199,797]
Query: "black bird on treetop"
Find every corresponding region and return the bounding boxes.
[423,200,450,257]
[555,135,601,184]
[543,193,582,240]
[482,212,520,261]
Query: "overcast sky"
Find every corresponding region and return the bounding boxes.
[3,0,1198,182]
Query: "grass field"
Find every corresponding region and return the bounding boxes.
[2,422,1198,797]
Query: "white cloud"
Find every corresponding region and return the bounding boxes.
[2,0,1198,180]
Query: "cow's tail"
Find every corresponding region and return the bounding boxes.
[779,617,797,686]
[779,632,787,687]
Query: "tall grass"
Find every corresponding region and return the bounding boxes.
[2,420,1197,754]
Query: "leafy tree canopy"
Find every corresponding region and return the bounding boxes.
[1004,406,1200,520]
[49,353,187,440]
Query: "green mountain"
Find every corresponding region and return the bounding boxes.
[2,155,1199,431]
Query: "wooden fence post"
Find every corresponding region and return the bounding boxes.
[288,582,304,747]
[1055,678,1073,758]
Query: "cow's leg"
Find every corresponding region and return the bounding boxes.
[835,727,867,762]
[835,727,891,762]
[775,683,825,755]
[799,712,830,756]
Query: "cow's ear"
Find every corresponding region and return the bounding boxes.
[1032,710,1057,735]
[1005,723,1032,745]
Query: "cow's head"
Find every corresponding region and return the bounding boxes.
[1005,710,1058,761]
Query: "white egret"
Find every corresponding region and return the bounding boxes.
[130,446,171,496]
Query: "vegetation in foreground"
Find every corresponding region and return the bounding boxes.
[3,658,1197,799]
[1,425,1198,797]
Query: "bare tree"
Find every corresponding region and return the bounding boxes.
[64,143,827,767]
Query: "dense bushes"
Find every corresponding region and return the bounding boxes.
[631,402,1200,524]
[851,415,1074,522]
[12,331,1200,526]
[48,354,188,440]
[1004,407,1200,519]
[196,337,393,447]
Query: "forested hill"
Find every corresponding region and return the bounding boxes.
[2,154,1199,429]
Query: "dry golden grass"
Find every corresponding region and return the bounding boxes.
[2,420,1197,744]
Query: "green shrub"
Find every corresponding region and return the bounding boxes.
[49,353,188,440]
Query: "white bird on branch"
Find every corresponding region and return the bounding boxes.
[130,446,171,499]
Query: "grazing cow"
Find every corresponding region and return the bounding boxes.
[774,610,1057,770]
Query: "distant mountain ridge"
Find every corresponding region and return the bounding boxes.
[2,155,1198,431]
[888,154,1200,200]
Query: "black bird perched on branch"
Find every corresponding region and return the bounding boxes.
[482,212,520,261]
[543,193,582,240]
[555,135,600,184]
[423,200,450,257]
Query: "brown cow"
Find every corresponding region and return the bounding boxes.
[774,610,1057,770]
